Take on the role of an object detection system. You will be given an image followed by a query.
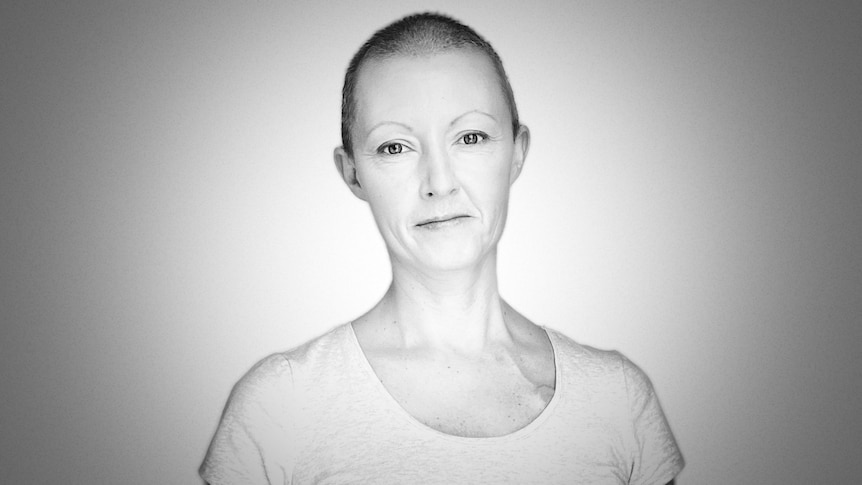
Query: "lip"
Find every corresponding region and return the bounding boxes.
[415,214,471,227]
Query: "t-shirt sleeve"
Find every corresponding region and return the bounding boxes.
[199,354,296,485]
[622,357,684,485]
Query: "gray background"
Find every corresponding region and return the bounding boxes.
[2,1,860,483]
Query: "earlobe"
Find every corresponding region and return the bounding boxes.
[333,146,367,201]
[509,124,530,185]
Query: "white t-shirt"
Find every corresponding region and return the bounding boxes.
[200,324,684,484]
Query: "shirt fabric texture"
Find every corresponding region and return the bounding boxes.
[200,323,684,484]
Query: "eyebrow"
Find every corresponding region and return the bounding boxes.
[449,109,498,127]
[366,121,413,138]
[364,110,499,138]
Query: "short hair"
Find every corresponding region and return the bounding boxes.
[340,12,520,158]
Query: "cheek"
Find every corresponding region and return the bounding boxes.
[462,160,512,202]
[363,178,410,222]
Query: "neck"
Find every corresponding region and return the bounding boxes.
[375,250,512,353]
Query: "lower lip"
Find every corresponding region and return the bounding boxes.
[417,216,470,230]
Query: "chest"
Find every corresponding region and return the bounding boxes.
[366,351,555,437]
[295,389,633,485]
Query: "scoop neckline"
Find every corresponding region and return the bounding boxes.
[345,321,561,443]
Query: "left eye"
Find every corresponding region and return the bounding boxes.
[461,133,485,145]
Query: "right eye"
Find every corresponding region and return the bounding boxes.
[379,143,403,155]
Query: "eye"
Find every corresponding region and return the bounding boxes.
[461,132,486,145]
[379,142,404,155]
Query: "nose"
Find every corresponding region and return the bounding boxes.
[420,144,459,199]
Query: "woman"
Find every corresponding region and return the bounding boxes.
[201,12,683,484]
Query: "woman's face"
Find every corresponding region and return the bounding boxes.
[338,49,529,272]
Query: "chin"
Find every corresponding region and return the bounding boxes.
[415,243,491,272]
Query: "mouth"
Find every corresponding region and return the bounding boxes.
[416,214,471,228]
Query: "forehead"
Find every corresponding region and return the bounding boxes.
[354,49,508,127]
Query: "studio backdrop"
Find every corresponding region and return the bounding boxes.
[2,1,860,483]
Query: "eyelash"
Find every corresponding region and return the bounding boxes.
[378,142,405,155]
[460,132,488,145]
[376,132,489,156]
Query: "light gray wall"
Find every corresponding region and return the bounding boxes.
[2,1,860,483]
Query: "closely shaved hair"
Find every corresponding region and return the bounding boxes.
[340,12,520,158]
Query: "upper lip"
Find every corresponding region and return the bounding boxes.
[416,214,471,226]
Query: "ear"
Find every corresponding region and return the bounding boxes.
[333,146,367,201]
[509,124,530,185]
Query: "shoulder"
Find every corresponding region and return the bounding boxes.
[225,323,353,410]
[544,327,627,373]
[544,327,658,398]
[279,323,355,376]
[200,324,357,483]
[543,329,684,482]
[216,353,292,430]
